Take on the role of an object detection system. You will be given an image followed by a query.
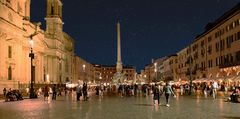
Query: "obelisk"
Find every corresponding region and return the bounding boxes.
[113,20,125,84]
[116,20,123,73]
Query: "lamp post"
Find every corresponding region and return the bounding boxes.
[99,73,102,84]
[83,64,86,82]
[189,45,193,96]
[154,63,157,83]
[23,23,39,99]
[46,74,50,84]
[29,38,36,98]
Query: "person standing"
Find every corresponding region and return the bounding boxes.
[99,84,104,98]
[118,84,123,97]
[3,88,7,97]
[163,82,176,107]
[83,83,88,101]
[76,84,82,101]
[185,84,189,94]
[224,83,228,96]
[180,85,184,95]
[57,87,62,96]
[52,84,57,100]
[64,87,67,96]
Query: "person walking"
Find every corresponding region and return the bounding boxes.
[203,82,208,98]
[44,85,49,101]
[153,84,162,105]
[212,81,218,99]
[163,82,176,107]
[153,85,159,105]
[82,83,88,101]
[76,84,82,101]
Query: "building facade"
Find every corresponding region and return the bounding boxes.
[143,57,168,83]
[142,4,240,83]
[162,55,178,82]
[93,65,136,84]
[187,3,240,81]
[0,0,75,92]
[73,56,93,84]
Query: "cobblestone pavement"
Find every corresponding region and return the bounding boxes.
[0,92,239,119]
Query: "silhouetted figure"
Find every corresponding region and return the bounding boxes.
[83,83,88,101]
[44,85,49,101]
[52,84,57,100]
[76,84,82,101]
[3,88,6,97]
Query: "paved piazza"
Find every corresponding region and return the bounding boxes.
[0,93,239,119]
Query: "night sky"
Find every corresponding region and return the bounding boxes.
[31,0,240,72]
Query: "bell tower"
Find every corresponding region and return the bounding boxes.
[45,0,63,38]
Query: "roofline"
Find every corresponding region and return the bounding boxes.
[194,3,240,43]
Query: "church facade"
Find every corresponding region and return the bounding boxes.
[0,0,75,91]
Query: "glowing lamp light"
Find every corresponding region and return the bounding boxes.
[29,39,34,48]
[46,74,50,83]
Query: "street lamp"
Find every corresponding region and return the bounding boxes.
[99,73,102,84]
[154,63,157,83]
[23,23,39,99]
[83,64,86,82]
[29,38,36,98]
[46,74,50,84]
[188,45,193,95]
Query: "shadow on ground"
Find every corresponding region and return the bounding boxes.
[133,103,153,107]
[221,116,240,119]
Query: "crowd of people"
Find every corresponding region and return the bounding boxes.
[2,81,240,105]
[2,88,23,102]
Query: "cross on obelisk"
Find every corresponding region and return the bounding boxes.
[116,20,123,73]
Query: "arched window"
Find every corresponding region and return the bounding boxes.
[8,66,12,80]
[51,4,54,15]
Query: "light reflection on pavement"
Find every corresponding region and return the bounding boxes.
[0,93,240,119]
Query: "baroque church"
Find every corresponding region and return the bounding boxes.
[0,0,75,90]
